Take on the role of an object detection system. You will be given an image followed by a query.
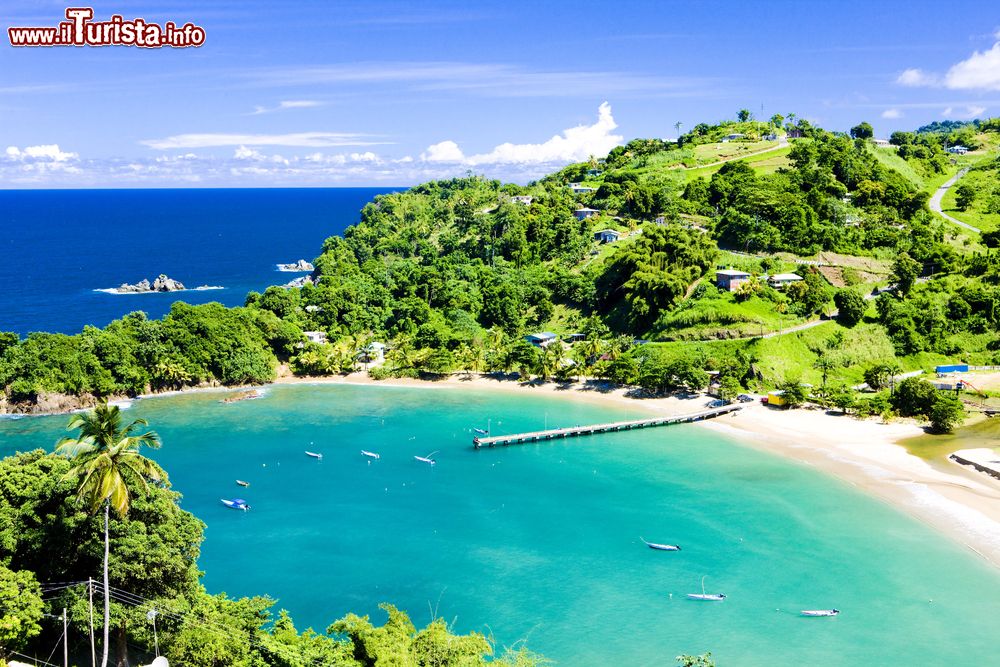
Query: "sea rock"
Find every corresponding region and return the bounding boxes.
[115,275,185,293]
[277,259,315,272]
[282,275,314,289]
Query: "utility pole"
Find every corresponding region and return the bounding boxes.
[63,607,69,667]
[89,577,96,667]
[147,608,159,657]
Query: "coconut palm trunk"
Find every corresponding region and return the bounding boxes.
[103,500,110,667]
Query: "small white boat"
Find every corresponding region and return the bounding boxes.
[473,427,489,435]
[801,609,840,617]
[414,451,438,466]
[361,450,380,460]
[236,480,250,487]
[221,498,250,511]
[687,576,725,601]
[305,451,323,459]
[641,537,681,551]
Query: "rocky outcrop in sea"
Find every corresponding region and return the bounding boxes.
[115,274,186,293]
[277,259,315,272]
[282,275,314,289]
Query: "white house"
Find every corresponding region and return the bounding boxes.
[767,273,803,289]
[510,195,533,205]
[946,146,969,154]
[568,182,597,194]
[574,207,600,220]
[594,229,621,243]
[873,138,891,147]
[303,331,327,344]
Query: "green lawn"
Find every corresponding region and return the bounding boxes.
[939,166,1000,231]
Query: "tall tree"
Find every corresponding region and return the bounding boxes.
[55,403,162,667]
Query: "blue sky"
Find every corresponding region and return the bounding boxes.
[1,0,998,187]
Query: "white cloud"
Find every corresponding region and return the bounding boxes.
[966,104,987,117]
[5,144,78,161]
[944,42,1000,91]
[421,102,622,166]
[942,107,953,116]
[421,140,465,162]
[234,145,265,160]
[941,105,986,118]
[880,108,902,119]
[141,132,388,149]
[896,68,938,87]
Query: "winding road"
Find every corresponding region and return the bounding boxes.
[929,168,977,231]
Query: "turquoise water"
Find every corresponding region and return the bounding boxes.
[3,384,999,665]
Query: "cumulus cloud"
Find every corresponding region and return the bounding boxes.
[896,68,937,87]
[421,140,465,162]
[234,145,265,160]
[944,42,1000,91]
[141,132,388,149]
[5,144,78,161]
[421,102,622,166]
[897,40,1000,91]
[881,108,902,119]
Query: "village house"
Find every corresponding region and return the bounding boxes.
[872,138,891,148]
[716,269,751,292]
[594,229,621,243]
[946,146,969,154]
[568,182,597,194]
[303,331,327,344]
[574,207,600,220]
[510,195,533,205]
[525,332,558,348]
[767,273,803,289]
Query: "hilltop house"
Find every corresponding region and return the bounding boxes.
[574,207,600,220]
[586,169,602,178]
[873,138,891,148]
[510,195,533,205]
[721,133,745,142]
[525,332,558,348]
[716,269,751,292]
[594,229,621,243]
[946,146,969,154]
[568,182,597,194]
[767,273,803,289]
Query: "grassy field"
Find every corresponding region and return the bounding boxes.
[653,283,808,341]
[680,144,792,183]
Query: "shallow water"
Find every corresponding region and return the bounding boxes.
[3,384,999,665]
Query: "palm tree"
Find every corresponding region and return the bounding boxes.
[55,403,161,667]
[674,121,683,139]
[813,357,836,392]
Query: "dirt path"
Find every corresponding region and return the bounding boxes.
[929,168,977,232]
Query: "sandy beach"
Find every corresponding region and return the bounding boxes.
[273,372,1000,568]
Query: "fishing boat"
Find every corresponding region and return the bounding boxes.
[686,576,725,601]
[414,451,438,466]
[361,450,380,460]
[221,498,250,511]
[641,537,681,551]
[236,480,250,487]
[305,451,323,459]
[801,609,840,617]
[473,427,489,435]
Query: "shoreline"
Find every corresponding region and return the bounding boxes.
[7,371,1000,569]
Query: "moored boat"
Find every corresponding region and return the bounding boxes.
[414,451,438,466]
[236,479,250,487]
[801,609,840,617]
[305,451,323,459]
[641,537,681,551]
[687,576,724,601]
[361,450,380,459]
[221,498,250,511]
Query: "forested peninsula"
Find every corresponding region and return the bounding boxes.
[2,114,999,429]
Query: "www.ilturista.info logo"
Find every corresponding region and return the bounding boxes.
[8,7,205,48]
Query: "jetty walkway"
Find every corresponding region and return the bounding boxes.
[472,404,741,448]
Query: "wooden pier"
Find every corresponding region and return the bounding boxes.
[472,404,741,448]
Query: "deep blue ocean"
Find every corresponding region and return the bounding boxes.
[0,188,398,335]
